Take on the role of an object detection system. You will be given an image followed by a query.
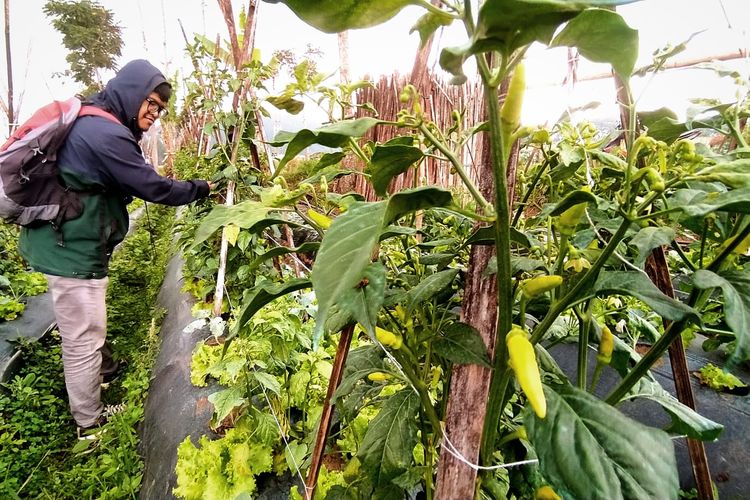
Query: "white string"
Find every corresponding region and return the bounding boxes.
[373,340,541,471]
[249,363,315,500]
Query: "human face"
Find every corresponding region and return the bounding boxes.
[137,92,168,131]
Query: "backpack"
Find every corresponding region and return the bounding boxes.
[0,97,120,227]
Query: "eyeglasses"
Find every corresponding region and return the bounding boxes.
[145,98,168,118]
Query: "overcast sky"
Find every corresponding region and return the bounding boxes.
[1,0,748,131]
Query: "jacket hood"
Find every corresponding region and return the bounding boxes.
[90,59,168,140]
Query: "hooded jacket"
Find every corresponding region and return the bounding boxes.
[19,60,210,278]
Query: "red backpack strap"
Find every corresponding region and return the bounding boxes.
[78,106,120,125]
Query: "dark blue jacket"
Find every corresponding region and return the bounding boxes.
[19,60,209,278]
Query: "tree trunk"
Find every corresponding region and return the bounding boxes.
[435,100,497,500]
[4,0,14,135]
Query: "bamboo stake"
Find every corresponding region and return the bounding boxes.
[304,324,355,499]
[212,0,257,318]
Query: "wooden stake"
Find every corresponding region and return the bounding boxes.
[646,249,714,500]
[615,67,714,500]
[304,324,355,499]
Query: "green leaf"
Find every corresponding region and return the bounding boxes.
[629,227,675,268]
[525,384,679,500]
[405,268,459,311]
[284,441,307,472]
[638,108,688,143]
[410,10,454,48]
[232,278,312,336]
[191,201,269,248]
[672,186,750,217]
[270,117,380,176]
[433,322,491,367]
[271,0,417,33]
[208,386,246,423]
[624,378,724,441]
[464,225,532,248]
[477,0,636,56]
[691,269,750,364]
[384,187,454,224]
[550,9,638,77]
[335,262,388,338]
[695,159,750,189]
[549,189,596,216]
[266,94,305,114]
[288,371,311,406]
[335,345,385,399]
[246,242,321,272]
[366,144,424,197]
[358,389,420,487]
[253,371,281,396]
[312,202,387,346]
[593,271,700,323]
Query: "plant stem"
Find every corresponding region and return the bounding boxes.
[606,219,750,403]
[530,217,631,345]
[419,123,494,215]
[575,302,593,389]
[512,154,549,226]
[479,72,515,464]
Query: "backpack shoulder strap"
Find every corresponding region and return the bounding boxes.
[78,106,120,125]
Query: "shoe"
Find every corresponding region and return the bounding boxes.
[100,360,127,389]
[77,414,108,441]
[76,404,126,441]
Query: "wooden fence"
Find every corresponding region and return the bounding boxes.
[333,72,488,201]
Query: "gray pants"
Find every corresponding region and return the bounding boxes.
[46,274,117,427]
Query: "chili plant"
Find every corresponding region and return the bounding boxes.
[185,0,750,498]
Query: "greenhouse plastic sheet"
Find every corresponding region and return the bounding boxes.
[551,341,750,498]
[0,292,55,383]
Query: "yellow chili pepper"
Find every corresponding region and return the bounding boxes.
[507,327,546,419]
[519,275,563,299]
[500,63,526,131]
[307,208,332,229]
[375,326,403,349]
[535,485,562,500]
[367,372,391,382]
[597,325,614,365]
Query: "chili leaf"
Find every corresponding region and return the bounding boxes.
[433,322,491,367]
[358,389,420,488]
[265,0,417,33]
[366,144,424,197]
[691,269,750,364]
[405,268,460,311]
[312,202,386,347]
[191,201,269,248]
[525,384,678,500]
[231,278,312,337]
[623,378,724,441]
[550,8,638,78]
[592,271,700,323]
[629,227,676,268]
[269,117,380,176]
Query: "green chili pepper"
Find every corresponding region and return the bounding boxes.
[307,208,332,229]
